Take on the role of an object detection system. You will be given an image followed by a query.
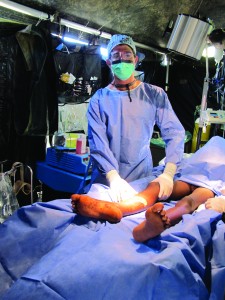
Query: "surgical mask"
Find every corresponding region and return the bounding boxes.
[111,61,135,80]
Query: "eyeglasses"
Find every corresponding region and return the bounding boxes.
[110,51,134,61]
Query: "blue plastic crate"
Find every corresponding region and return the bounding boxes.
[36,162,90,193]
[46,147,90,175]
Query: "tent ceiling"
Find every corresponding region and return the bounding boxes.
[0,0,224,54]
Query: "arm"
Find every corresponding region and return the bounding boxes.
[87,90,119,175]
[155,89,185,167]
[153,87,185,199]
[87,91,136,201]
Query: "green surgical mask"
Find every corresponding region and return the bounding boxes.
[111,61,135,80]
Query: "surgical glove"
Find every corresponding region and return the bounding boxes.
[152,162,177,200]
[205,197,225,213]
[106,170,136,202]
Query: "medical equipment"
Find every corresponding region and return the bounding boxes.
[191,118,211,152]
[202,108,225,124]
[167,14,214,150]
[36,147,91,193]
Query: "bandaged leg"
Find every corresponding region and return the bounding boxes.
[205,197,225,213]
[132,203,170,242]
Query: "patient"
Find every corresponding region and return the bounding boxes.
[71,180,214,242]
[72,136,225,242]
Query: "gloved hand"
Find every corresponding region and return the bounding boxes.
[152,162,177,200]
[205,197,225,213]
[106,170,137,202]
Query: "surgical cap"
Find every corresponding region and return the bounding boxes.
[107,34,136,57]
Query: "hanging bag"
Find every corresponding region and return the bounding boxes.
[0,161,33,223]
[0,162,20,223]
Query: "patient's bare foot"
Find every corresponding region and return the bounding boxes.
[71,194,122,223]
[132,203,170,242]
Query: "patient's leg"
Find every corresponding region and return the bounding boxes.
[132,203,170,242]
[132,182,215,242]
[166,184,214,224]
[71,182,160,223]
[71,194,123,223]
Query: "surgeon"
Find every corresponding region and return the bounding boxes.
[87,34,185,202]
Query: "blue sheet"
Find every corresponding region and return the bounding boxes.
[177,136,225,196]
[0,199,225,300]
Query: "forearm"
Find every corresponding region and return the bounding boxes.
[163,131,185,166]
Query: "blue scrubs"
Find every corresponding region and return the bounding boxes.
[87,82,185,184]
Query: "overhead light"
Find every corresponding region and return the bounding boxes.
[60,19,112,40]
[160,54,171,66]
[51,33,88,45]
[0,0,49,19]
[167,14,214,60]
[100,47,108,59]
[52,33,108,59]
[202,46,224,64]
[202,45,215,58]
[63,36,88,45]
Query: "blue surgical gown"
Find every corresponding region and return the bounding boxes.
[87,82,185,184]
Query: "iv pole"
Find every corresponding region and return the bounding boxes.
[196,45,210,150]
[165,55,170,92]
